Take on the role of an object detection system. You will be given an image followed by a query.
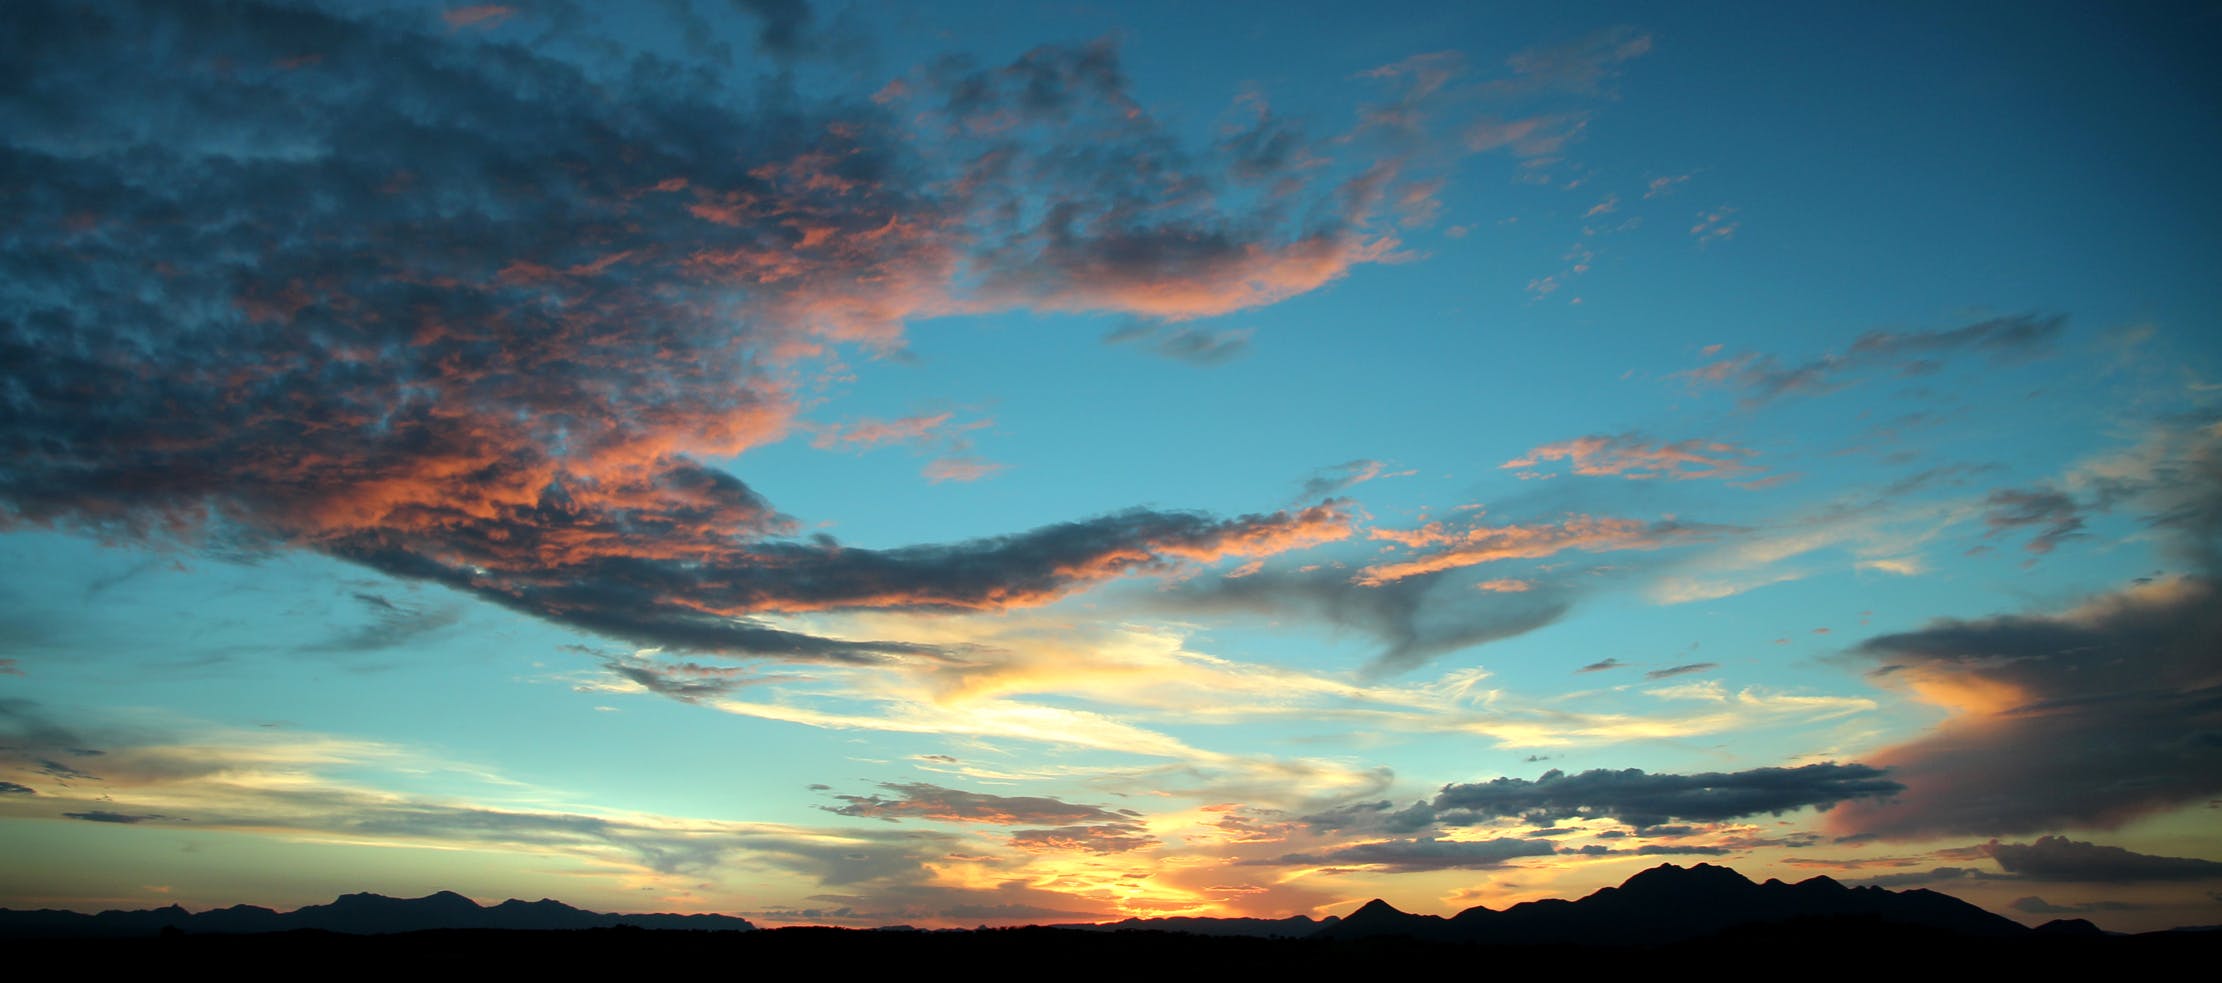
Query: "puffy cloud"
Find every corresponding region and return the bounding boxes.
[1430,764,1903,830]
[0,0,1377,668]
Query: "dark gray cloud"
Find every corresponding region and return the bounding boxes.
[64,810,166,824]
[1644,662,1717,680]
[1271,836,1558,872]
[0,780,32,794]
[1430,764,1903,830]
[1300,798,1439,835]
[1576,658,1625,673]
[0,0,1372,668]
[824,782,1131,826]
[1989,837,2222,883]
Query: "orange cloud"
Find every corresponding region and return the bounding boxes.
[1358,513,1711,585]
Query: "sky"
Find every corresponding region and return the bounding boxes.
[2,0,2219,932]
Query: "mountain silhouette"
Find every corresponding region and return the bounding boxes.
[0,890,755,938]
[1317,862,2027,945]
[0,863,2116,943]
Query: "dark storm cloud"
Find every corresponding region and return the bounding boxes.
[1685,314,2064,405]
[1988,837,2222,883]
[1,0,1376,666]
[1272,836,1558,872]
[1429,764,1903,830]
[824,782,1131,826]
[1149,565,1571,676]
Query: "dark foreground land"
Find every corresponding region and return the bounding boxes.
[21,920,2221,974]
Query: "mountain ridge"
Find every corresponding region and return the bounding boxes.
[0,863,2172,942]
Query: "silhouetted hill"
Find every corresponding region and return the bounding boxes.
[1058,913,1338,938]
[1318,862,2028,945]
[0,891,754,938]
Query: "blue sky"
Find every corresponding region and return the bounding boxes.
[2,0,2219,930]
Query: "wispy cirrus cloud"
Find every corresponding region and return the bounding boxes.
[1676,314,2065,406]
[1503,433,1762,481]
[1359,512,1728,585]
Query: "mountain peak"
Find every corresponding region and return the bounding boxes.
[1348,899,1405,918]
[1618,862,1754,893]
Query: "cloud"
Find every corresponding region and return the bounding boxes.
[1296,459,1391,501]
[0,781,34,794]
[1678,314,2065,406]
[1150,564,1572,675]
[1105,322,1254,365]
[1987,837,2222,883]
[301,592,461,655]
[0,0,1386,670]
[64,810,167,824]
[1430,764,1904,829]
[1830,575,2222,839]
[1359,513,1729,585]
[823,782,1132,826]
[1576,658,1625,673]
[1272,836,1559,871]
[1982,487,2086,555]
[921,457,1009,483]
[1503,434,1761,481]
[811,414,967,451]
[1007,823,1156,855]
[2010,895,2146,914]
[1644,662,1718,680]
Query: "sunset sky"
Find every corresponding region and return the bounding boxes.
[3,0,2219,932]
